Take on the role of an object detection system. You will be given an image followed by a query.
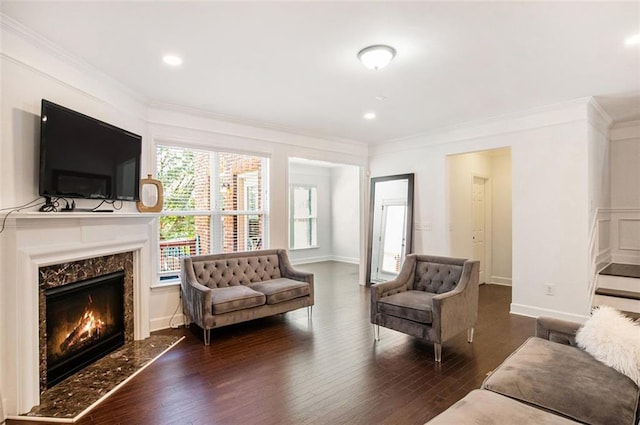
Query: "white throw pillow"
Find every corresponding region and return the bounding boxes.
[575,305,640,386]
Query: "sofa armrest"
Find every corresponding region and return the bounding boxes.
[535,317,581,346]
[277,249,314,284]
[370,255,417,301]
[431,260,479,342]
[180,257,213,329]
[277,249,314,304]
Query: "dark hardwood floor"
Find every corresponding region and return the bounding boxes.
[11,262,534,425]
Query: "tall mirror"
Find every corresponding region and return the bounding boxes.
[366,173,414,285]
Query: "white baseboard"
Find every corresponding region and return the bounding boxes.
[489,276,512,286]
[510,303,589,323]
[291,255,333,265]
[150,314,184,332]
[611,253,640,265]
[291,255,359,265]
[329,255,360,265]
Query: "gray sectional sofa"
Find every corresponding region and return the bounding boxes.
[427,316,640,424]
[181,249,314,345]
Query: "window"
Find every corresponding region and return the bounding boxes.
[156,145,268,280]
[290,185,317,249]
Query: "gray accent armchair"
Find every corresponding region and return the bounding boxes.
[370,254,480,361]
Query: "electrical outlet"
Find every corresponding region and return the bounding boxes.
[544,283,555,296]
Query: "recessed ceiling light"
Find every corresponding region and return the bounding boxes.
[163,55,183,66]
[358,45,396,70]
[375,95,387,101]
[364,112,376,120]
[625,34,640,46]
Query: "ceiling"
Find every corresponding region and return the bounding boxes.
[2,1,639,144]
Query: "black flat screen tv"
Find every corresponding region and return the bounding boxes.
[39,99,142,201]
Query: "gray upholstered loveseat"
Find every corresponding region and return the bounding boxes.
[427,317,640,424]
[181,249,314,345]
[370,254,480,361]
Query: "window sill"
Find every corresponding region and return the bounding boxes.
[289,246,320,251]
[151,279,181,289]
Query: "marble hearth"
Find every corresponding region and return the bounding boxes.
[1,212,157,416]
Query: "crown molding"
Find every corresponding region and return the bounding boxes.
[587,97,614,134]
[610,119,640,141]
[148,100,367,149]
[1,12,367,154]
[370,97,592,156]
[1,13,149,108]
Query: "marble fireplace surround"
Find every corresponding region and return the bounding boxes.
[38,252,135,392]
[3,212,156,416]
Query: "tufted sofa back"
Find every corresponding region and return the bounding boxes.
[413,260,463,294]
[191,254,282,288]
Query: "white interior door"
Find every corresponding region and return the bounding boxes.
[472,176,487,283]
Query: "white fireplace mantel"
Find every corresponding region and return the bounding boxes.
[1,212,158,415]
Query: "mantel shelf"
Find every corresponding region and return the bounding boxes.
[10,211,161,220]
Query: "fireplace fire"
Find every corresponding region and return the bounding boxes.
[45,271,125,388]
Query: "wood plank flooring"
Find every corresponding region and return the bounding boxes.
[9,262,534,425]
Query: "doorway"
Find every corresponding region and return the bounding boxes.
[448,148,512,286]
[287,158,361,269]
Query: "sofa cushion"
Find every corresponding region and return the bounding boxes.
[482,337,640,425]
[377,290,435,324]
[248,278,310,305]
[414,261,462,293]
[426,390,581,424]
[210,286,266,314]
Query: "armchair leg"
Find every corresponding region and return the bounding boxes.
[307,306,313,320]
[467,327,475,343]
[204,329,211,346]
[434,343,442,362]
[373,324,380,341]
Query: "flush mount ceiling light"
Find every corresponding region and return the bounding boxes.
[162,54,183,66]
[358,45,396,70]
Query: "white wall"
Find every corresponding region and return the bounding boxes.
[608,120,640,265]
[331,165,360,263]
[370,98,595,322]
[610,120,640,209]
[491,151,512,284]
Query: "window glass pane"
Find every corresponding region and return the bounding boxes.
[157,145,210,211]
[222,214,263,252]
[290,186,317,249]
[159,215,211,272]
[219,153,263,212]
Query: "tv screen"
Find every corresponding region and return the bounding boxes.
[39,100,142,201]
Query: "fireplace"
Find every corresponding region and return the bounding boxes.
[38,252,135,392]
[45,271,125,388]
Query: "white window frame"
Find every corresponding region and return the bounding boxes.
[155,144,269,284]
